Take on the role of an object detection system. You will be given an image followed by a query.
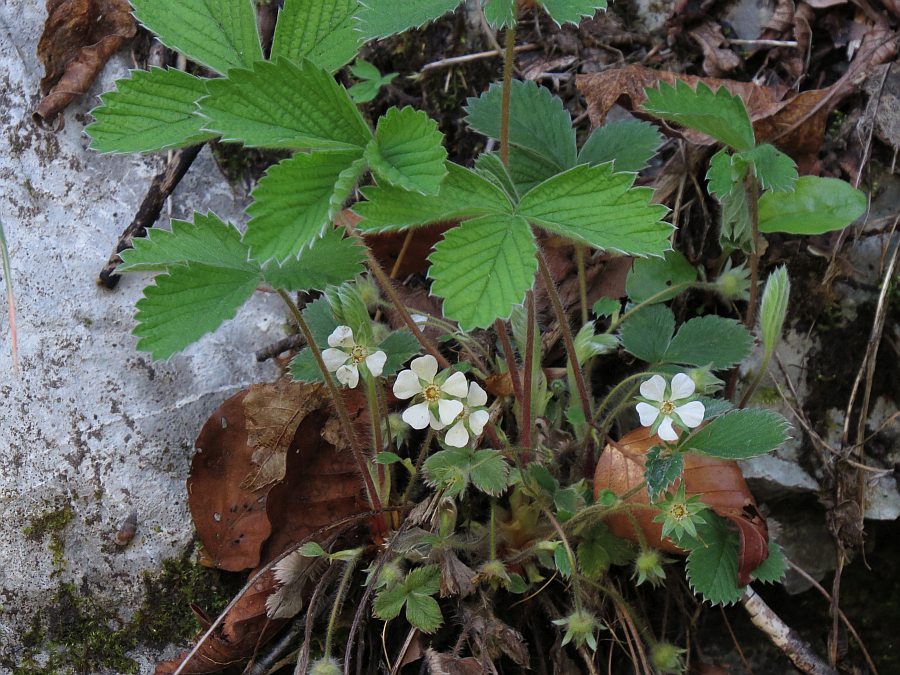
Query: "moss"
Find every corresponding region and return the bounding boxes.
[23,504,74,573]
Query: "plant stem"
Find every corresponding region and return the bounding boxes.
[495,318,525,405]
[499,26,516,166]
[575,245,589,325]
[276,289,386,535]
[401,428,435,504]
[738,350,773,409]
[323,549,363,661]
[605,281,702,334]
[521,291,536,448]
[744,174,761,330]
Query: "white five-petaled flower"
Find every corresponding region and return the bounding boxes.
[393,355,468,431]
[321,326,387,389]
[635,373,705,442]
[444,382,491,448]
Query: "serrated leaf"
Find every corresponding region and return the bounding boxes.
[759,266,790,358]
[573,324,618,363]
[288,349,322,383]
[272,0,360,72]
[474,153,520,201]
[262,227,365,291]
[465,80,576,170]
[378,331,421,376]
[739,144,797,193]
[405,592,443,633]
[758,176,866,235]
[246,150,361,263]
[302,296,340,346]
[506,146,563,195]
[592,297,620,317]
[201,58,371,150]
[719,180,752,251]
[469,449,511,496]
[706,148,747,200]
[578,120,662,173]
[87,68,214,154]
[685,515,743,604]
[130,0,261,75]
[578,523,632,581]
[373,583,407,620]
[482,0,517,27]
[625,250,696,304]
[356,0,464,39]
[680,409,790,459]
[554,545,573,578]
[517,164,672,256]
[619,304,674,363]
[750,539,786,584]
[539,0,607,25]
[365,107,448,195]
[698,396,733,420]
[428,215,537,330]
[645,447,684,499]
[375,451,403,465]
[354,163,512,232]
[664,316,752,369]
[642,80,755,152]
[325,282,374,343]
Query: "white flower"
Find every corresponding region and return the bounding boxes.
[393,355,468,431]
[635,373,705,442]
[444,382,491,447]
[321,326,387,389]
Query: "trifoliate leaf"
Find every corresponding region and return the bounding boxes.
[664,316,752,369]
[365,107,448,195]
[271,0,360,72]
[356,0,464,39]
[578,120,662,173]
[469,449,511,496]
[645,447,684,499]
[619,304,674,363]
[87,68,214,154]
[758,176,866,235]
[378,330,421,376]
[130,0,262,75]
[482,0,517,27]
[539,0,608,25]
[685,515,743,605]
[201,58,371,150]
[625,250,696,304]
[424,448,509,497]
[750,539,786,584]
[679,409,790,459]
[507,146,563,194]
[373,583,407,620]
[354,163,512,232]
[465,80,576,170]
[706,148,747,200]
[642,80,755,152]
[739,144,798,193]
[347,60,398,103]
[262,227,365,291]
[518,164,672,256]
[759,266,790,359]
[404,592,443,633]
[428,215,537,330]
[577,524,633,581]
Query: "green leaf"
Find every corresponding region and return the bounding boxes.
[625,250,696,304]
[428,215,537,330]
[465,80,576,170]
[642,80,755,152]
[758,176,866,235]
[573,324,618,363]
[740,144,797,193]
[356,0,464,39]
[405,592,443,633]
[645,447,684,499]
[365,107,448,195]
[378,330,421,376]
[302,296,340,346]
[373,582,407,620]
[759,266,790,359]
[680,409,790,459]
[539,0,607,25]
[201,58,371,150]
[592,297,620,318]
[406,564,442,596]
[719,181,752,251]
[469,449,511,496]
[354,163,512,233]
[326,282,375,344]
[347,60,397,103]
[262,227,365,291]
[424,448,509,497]
[300,541,329,557]
[517,164,672,256]
[474,153,520,202]
[578,523,633,580]
[375,451,403,465]
[508,146,563,195]
[706,148,747,200]
[578,120,662,173]
[271,0,360,72]
[685,515,743,604]
[554,545,573,578]
[482,0,517,27]
[288,349,322,383]
[664,316,752,369]
[619,304,674,363]
[751,539,786,584]
[87,68,214,154]
[130,0,261,75]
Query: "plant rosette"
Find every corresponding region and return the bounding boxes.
[322,325,387,388]
[635,373,705,442]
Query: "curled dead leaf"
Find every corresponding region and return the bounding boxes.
[689,23,741,77]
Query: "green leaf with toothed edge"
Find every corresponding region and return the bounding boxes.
[750,539,786,584]
[378,330,421,377]
[678,409,790,460]
[539,0,607,25]
[706,148,747,200]
[645,447,684,499]
[271,0,360,72]
[482,0,517,27]
[374,565,443,633]
[365,107,448,195]
[664,316,752,369]
[619,304,674,363]
[130,0,261,75]
[684,514,743,605]
[625,249,696,305]
[578,120,662,173]
[740,144,798,193]
[262,227,365,291]
[759,266,790,359]
[355,0,464,39]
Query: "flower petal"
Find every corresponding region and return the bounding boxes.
[402,402,431,429]
[410,355,438,383]
[444,421,469,447]
[640,374,667,402]
[657,416,678,442]
[468,409,490,435]
[328,325,354,348]
[322,347,348,372]
[336,364,359,388]
[670,373,696,400]
[636,402,660,428]
[467,381,488,407]
[365,351,387,378]
[393,369,422,399]
[675,400,705,428]
[442,371,468,398]
[411,313,428,327]
[438,398,464,426]
[429,412,446,431]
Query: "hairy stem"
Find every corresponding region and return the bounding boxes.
[495,318,525,404]
[744,173,762,330]
[521,291,536,448]
[323,550,363,660]
[575,245,589,325]
[402,428,435,504]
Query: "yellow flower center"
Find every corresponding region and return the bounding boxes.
[423,384,441,402]
[659,400,675,415]
[669,503,688,521]
[350,345,368,363]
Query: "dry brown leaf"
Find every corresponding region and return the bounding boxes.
[35,0,136,128]
[689,23,742,77]
[426,650,486,675]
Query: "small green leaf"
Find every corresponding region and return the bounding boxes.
[469,449,511,496]
[554,545,573,578]
[262,227,365,291]
[578,120,662,173]
[592,297,620,318]
[428,215,537,330]
[664,316,752,369]
[289,349,323,383]
[405,592,443,633]
[378,330,421,376]
[685,515,743,604]
[347,60,397,103]
[87,68,214,154]
[577,524,632,582]
[301,296,340,346]
[373,583,407,620]
[619,304,675,363]
[539,0,607,24]
[300,541,328,557]
[573,324,618,363]
[130,0,261,75]
[758,176,866,235]
[680,409,790,459]
[759,266,790,359]
[482,0,517,27]
[365,107,448,195]
[645,448,684,499]
[625,250,696,304]
[271,0,360,72]
[706,148,747,200]
[642,80,755,152]
[751,539,786,584]
[356,0,464,39]
[719,181,753,251]
[740,144,798,192]
[375,451,403,465]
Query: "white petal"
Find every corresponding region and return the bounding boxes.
[636,402,660,428]
[444,421,469,447]
[442,371,469,398]
[322,347,348,372]
[640,374,667,402]
[328,325,354,348]
[365,351,387,378]
[393,370,422,399]
[468,409,490,436]
[336,364,359,388]
[670,372,696,400]
[429,412,446,431]
[410,355,438,383]
[437,398,464,426]
[402,402,431,430]
[657,416,678,442]
[411,313,428,327]
[467,381,488,407]
[675,400,705,428]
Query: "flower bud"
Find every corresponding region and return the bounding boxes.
[713,260,751,302]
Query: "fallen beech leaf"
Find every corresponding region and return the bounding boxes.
[689,23,741,77]
[35,0,136,128]
[426,650,486,674]
[594,427,768,585]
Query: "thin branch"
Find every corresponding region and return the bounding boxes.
[419,43,539,74]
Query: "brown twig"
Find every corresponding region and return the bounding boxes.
[255,333,305,362]
[419,43,538,74]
